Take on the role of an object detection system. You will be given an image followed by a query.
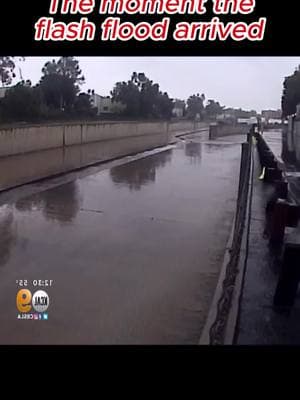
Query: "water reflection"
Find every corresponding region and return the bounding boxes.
[15,182,80,224]
[204,144,228,153]
[110,150,173,191]
[0,134,171,192]
[0,206,15,267]
[185,142,202,164]
[15,196,44,213]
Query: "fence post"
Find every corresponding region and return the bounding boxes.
[269,199,289,245]
[276,180,288,200]
[247,129,252,144]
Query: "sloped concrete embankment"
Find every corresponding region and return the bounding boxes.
[0,120,207,191]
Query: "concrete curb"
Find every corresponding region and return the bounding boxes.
[225,195,251,345]
[199,219,236,345]
[175,127,208,139]
[199,143,254,345]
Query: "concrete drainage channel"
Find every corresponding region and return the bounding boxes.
[200,132,255,345]
[0,125,252,345]
[0,128,208,204]
[3,125,257,345]
[0,127,208,194]
[0,124,254,344]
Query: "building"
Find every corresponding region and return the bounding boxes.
[237,117,258,125]
[217,108,257,123]
[91,94,125,116]
[268,118,282,125]
[216,113,235,122]
[173,99,186,118]
[261,109,282,123]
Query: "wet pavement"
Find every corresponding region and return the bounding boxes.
[0,132,245,344]
[237,145,300,345]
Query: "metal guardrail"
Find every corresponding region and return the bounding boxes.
[255,130,300,309]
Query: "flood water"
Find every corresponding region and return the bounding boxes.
[0,132,245,344]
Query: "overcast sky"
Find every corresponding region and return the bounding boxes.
[13,57,300,112]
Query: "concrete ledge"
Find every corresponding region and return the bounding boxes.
[200,219,235,345]
[199,208,251,345]
[0,120,208,158]
[200,140,254,345]
[175,127,208,138]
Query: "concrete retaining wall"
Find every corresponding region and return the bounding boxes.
[209,123,249,140]
[0,133,171,191]
[169,120,194,132]
[0,125,64,157]
[169,121,207,133]
[0,120,207,158]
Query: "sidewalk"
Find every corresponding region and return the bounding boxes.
[236,147,300,345]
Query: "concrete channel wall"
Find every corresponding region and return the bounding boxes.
[0,133,173,191]
[0,120,207,158]
[209,123,249,140]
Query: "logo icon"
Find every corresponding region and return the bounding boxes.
[16,289,50,318]
[32,291,50,313]
[16,289,32,313]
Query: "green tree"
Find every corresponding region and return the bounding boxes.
[39,57,85,112]
[282,66,300,118]
[154,92,174,119]
[111,80,141,117]
[0,81,43,122]
[39,74,77,111]
[0,57,16,86]
[42,57,85,83]
[74,92,97,117]
[205,100,224,119]
[187,94,205,119]
[111,72,174,119]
